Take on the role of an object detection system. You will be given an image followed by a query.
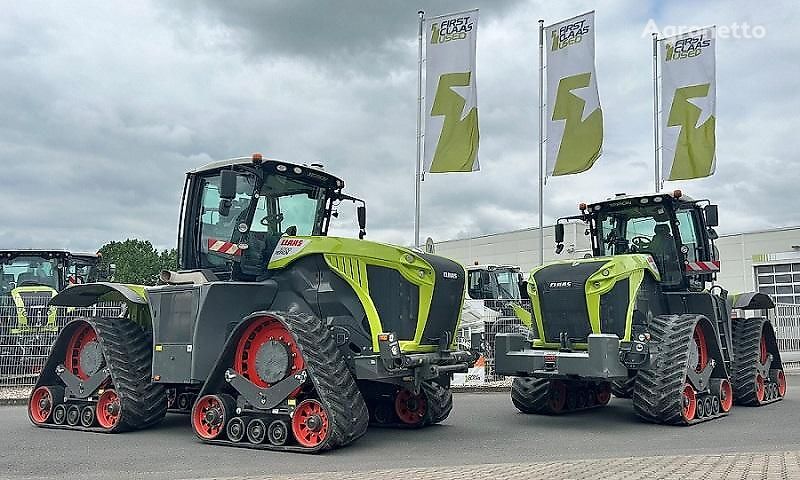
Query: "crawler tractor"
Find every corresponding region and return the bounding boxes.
[28,154,471,452]
[495,191,786,424]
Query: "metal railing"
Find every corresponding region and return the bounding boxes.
[457,299,531,384]
[0,294,123,387]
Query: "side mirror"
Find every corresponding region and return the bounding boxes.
[218,198,232,217]
[357,204,367,239]
[705,204,719,227]
[554,223,565,254]
[219,170,238,200]
[554,223,565,243]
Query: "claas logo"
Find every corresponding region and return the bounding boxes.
[279,239,304,247]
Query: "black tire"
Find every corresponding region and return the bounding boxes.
[633,314,708,425]
[423,380,453,425]
[281,312,369,449]
[510,377,550,414]
[611,375,636,399]
[92,318,168,431]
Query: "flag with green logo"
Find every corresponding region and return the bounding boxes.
[660,27,716,181]
[545,11,603,177]
[424,9,479,173]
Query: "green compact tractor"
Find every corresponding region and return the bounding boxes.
[495,191,786,425]
[28,154,471,452]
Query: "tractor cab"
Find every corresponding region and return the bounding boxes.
[178,153,366,280]
[556,190,719,292]
[0,250,68,294]
[466,264,525,300]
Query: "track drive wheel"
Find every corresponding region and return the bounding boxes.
[292,399,331,448]
[394,389,428,427]
[192,394,235,440]
[28,385,64,425]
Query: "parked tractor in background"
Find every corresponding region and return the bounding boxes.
[495,191,786,424]
[0,251,111,375]
[28,154,471,452]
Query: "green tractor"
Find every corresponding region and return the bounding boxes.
[496,191,786,424]
[28,154,471,452]
[0,250,110,375]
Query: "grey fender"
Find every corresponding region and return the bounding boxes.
[50,282,148,307]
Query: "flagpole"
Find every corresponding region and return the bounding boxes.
[537,19,544,266]
[652,32,660,192]
[414,10,425,248]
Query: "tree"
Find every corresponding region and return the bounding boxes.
[98,239,177,285]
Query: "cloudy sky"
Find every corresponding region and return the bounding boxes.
[1,1,797,252]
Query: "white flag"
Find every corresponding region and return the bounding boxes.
[545,11,603,176]
[424,10,479,173]
[660,27,716,181]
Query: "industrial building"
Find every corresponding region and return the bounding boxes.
[434,224,800,300]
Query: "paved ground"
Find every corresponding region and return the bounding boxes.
[2,379,799,480]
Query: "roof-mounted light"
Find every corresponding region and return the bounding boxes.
[293,167,302,174]
[578,202,587,211]
[276,164,287,172]
[251,152,263,164]
[673,189,682,198]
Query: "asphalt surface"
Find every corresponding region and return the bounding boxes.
[2,378,799,480]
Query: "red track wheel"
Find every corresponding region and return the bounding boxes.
[292,399,330,448]
[596,382,612,406]
[29,386,58,424]
[777,370,787,397]
[394,389,427,426]
[96,389,121,430]
[755,374,766,402]
[549,380,568,412]
[192,394,229,439]
[65,323,104,381]
[690,324,709,374]
[681,383,697,421]
[719,379,733,413]
[234,317,304,389]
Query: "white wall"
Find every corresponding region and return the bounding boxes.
[435,224,800,294]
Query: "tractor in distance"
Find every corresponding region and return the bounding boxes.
[0,250,112,374]
[495,191,786,424]
[28,153,472,452]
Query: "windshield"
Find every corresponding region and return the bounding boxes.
[596,204,681,285]
[68,258,98,284]
[197,170,328,270]
[0,256,60,292]
[468,268,522,299]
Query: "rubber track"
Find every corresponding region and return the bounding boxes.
[31,317,167,432]
[510,377,551,414]
[92,318,167,431]
[731,317,783,406]
[632,314,701,425]
[611,375,636,399]
[423,380,453,425]
[287,311,369,449]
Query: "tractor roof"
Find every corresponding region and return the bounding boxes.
[466,264,521,272]
[189,155,345,189]
[588,191,696,210]
[0,250,72,260]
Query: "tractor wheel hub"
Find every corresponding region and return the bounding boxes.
[305,414,322,432]
[254,340,291,385]
[79,341,104,376]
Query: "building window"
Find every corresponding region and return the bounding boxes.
[755,263,800,304]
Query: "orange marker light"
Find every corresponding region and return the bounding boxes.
[579,202,587,211]
[378,334,389,342]
[252,152,263,163]
[673,189,682,198]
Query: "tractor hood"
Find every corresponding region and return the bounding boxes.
[525,254,661,348]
